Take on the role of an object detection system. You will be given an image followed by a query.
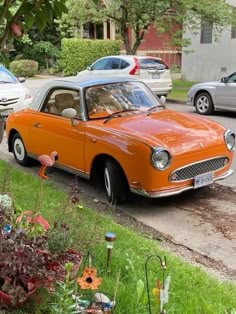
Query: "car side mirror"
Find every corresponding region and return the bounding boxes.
[220,77,226,83]
[87,66,92,71]
[62,108,77,126]
[159,95,166,105]
[17,77,26,83]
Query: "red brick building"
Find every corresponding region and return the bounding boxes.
[121,24,181,69]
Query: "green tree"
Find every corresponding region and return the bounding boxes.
[55,0,106,39]
[92,0,233,55]
[0,0,67,62]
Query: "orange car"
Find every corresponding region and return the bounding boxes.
[5,76,235,203]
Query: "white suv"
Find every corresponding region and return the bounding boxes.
[0,65,32,118]
[77,55,172,96]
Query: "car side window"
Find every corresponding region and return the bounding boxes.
[227,73,236,83]
[41,89,81,119]
[110,58,121,70]
[120,59,129,69]
[91,59,109,70]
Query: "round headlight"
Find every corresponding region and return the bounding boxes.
[151,148,171,170]
[224,130,235,151]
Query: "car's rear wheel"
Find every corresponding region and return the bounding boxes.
[12,133,31,166]
[194,92,214,115]
[104,159,129,204]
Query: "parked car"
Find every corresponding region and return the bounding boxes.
[77,55,172,96]
[6,76,235,203]
[0,64,32,118]
[187,72,236,115]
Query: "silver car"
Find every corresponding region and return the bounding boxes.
[187,72,236,115]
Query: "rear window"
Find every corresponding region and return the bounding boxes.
[139,58,168,69]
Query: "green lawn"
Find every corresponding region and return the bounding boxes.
[1,160,236,314]
[168,79,198,102]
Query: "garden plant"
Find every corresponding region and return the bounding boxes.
[0,160,235,313]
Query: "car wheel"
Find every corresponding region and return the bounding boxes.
[104,159,129,204]
[194,92,214,115]
[12,133,30,166]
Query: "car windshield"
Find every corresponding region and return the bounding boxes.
[0,65,18,83]
[85,81,161,119]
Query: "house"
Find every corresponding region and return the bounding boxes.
[181,0,236,82]
[123,24,181,69]
[82,20,181,69]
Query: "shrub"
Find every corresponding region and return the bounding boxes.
[59,38,121,75]
[10,60,38,77]
[22,41,60,70]
[170,64,181,73]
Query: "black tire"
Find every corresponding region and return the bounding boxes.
[194,92,214,115]
[12,133,31,166]
[104,159,129,204]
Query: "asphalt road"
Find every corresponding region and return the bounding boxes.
[1,76,235,280]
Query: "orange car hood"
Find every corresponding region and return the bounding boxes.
[96,109,225,154]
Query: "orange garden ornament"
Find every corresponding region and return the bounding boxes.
[77,267,102,290]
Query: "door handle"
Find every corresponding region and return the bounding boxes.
[33,122,41,128]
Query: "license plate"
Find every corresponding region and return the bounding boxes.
[152,73,160,79]
[1,109,13,116]
[194,172,214,189]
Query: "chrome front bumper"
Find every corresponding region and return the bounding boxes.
[130,169,234,198]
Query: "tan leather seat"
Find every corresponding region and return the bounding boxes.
[55,93,75,114]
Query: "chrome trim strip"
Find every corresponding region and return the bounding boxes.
[28,153,90,180]
[54,163,90,180]
[131,169,233,198]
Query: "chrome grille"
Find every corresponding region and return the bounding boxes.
[0,97,19,107]
[170,157,229,182]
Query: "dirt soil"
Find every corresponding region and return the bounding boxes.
[76,182,236,282]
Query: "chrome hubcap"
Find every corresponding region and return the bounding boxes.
[197,96,209,113]
[104,168,111,197]
[14,139,25,161]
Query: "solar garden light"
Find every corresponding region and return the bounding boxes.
[105,232,116,273]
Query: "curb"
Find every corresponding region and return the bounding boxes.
[166,99,186,104]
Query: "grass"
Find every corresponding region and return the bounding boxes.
[1,160,236,313]
[167,79,198,102]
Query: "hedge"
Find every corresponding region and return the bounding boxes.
[59,39,121,76]
[10,59,38,77]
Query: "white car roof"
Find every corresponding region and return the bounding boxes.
[99,55,163,61]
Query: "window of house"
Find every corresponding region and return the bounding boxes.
[200,21,213,44]
[231,8,236,39]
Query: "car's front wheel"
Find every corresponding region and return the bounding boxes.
[12,133,31,166]
[104,159,129,204]
[194,92,214,115]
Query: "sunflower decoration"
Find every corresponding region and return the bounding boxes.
[77,267,102,290]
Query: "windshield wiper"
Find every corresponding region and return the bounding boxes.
[103,109,139,124]
[0,81,12,83]
[147,104,165,115]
